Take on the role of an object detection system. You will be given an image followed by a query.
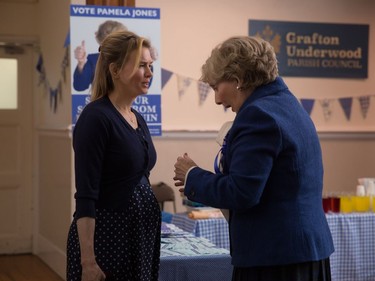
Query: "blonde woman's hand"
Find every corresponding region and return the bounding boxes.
[81,261,106,281]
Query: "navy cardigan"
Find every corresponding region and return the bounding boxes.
[185,77,334,267]
[73,95,156,219]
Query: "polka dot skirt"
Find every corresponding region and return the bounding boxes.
[66,183,161,281]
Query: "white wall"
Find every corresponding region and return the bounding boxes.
[34,0,71,278]
[137,0,375,132]
[0,0,71,277]
[135,0,375,212]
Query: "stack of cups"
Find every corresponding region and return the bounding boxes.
[367,180,375,211]
[354,184,369,212]
[356,178,375,212]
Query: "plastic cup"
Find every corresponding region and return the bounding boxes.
[331,197,340,212]
[322,197,330,213]
[340,195,353,213]
[353,196,370,212]
[322,196,340,213]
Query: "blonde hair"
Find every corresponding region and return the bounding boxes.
[201,36,278,91]
[91,30,153,101]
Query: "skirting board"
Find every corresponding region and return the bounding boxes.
[35,234,66,279]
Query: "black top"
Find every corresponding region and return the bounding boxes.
[73,95,157,219]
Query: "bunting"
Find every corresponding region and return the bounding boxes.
[176,75,192,98]
[35,31,70,113]
[61,31,70,83]
[320,99,334,121]
[358,96,370,119]
[161,68,173,89]
[161,68,374,122]
[162,68,212,105]
[36,55,46,87]
[300,99,315,115]
[197,81,211,105]
[339,97,353,120]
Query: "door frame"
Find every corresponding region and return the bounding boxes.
[0,35,38,254]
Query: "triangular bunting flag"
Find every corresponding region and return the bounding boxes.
[338,97,353,120]
[358,96,371,119]
[61,47,70,83]
[36,55,47,86]
[197,81,211,105]
[64,30,70,48]
[319,99,334,121]
[161,68,173,89]
[49,88,59,113]
[176,75,192,98]
[36,54,43,73]
[300,99,315,116]
[58,81,63,102]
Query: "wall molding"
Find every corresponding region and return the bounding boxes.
[36,234,66,279]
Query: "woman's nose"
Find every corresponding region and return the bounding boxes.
[146,65,153,77]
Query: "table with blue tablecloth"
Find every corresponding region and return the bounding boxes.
[172,213,230,250]
[327,213,375,281]
[172,212,375,281]
[159,223,233,281]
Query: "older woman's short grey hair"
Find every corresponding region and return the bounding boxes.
[201,36,278,91]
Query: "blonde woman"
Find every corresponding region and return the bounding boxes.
[67,30,160,281]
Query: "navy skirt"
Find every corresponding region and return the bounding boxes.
[66,182,161,281]
[232,258,331,281]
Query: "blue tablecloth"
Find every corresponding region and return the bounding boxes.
[159,223,232,280]
[172,212,375,281]
[172,213,230,250]
[327,213,375,281]
[160,255,232,281]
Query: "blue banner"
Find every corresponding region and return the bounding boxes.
[70,5,160,19]
[249,20,369,78]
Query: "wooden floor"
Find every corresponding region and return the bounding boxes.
[0,254,63,281]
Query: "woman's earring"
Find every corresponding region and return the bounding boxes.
[236,85,242,91]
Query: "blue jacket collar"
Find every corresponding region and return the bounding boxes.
[238,76,288,113]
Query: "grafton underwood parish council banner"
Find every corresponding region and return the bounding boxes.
[249,20,369,78]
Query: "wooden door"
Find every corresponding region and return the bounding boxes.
[0,42,34,254]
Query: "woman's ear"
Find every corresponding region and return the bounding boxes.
[235,79,243,91]
[109,63,118,78]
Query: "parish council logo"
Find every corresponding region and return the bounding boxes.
[254,25,281,54]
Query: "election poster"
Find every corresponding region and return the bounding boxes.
[70,5,162,135]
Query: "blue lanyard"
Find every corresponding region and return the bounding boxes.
[214,136,227,174]
[214,148,222,173]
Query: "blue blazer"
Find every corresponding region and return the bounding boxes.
[185,77,334,267]
[73,53,99,92]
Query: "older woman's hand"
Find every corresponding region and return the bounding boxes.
[173,153,197,190]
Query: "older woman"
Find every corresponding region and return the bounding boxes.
[174,36,334,281]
